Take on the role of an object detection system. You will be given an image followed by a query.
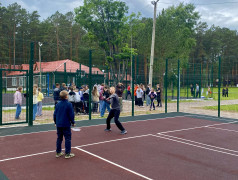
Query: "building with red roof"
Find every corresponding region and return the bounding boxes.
[3,60,104,91]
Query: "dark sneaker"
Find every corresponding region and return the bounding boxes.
[56,152,64,158]
[65,153,75,159]
[120,130,127,135]
[104,128,111,132]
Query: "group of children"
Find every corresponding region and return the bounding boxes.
[53,83,113,116]
[133,83,162,110]
[14,85,44,120]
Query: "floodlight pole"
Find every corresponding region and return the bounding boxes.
[38,42,43,87]
[149,0,159,86]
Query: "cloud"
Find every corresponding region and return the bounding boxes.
[1,0,238,30]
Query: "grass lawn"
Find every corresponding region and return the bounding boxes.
[167,87,238,100]
[202,104,238,112]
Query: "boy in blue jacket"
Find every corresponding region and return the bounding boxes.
[54,90,75,159]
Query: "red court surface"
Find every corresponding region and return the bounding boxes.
[1,116,238,180]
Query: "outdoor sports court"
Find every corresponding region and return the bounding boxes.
[1,112,238,180]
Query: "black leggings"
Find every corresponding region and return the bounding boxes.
[106,109,125,131]
[150,99,155,109]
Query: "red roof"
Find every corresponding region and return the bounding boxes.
[7,60,103,76]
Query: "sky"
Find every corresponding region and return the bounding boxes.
[1,0,238,30]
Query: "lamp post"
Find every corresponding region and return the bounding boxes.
[102,70,105,84]
[38,42,43,87]
[149,0,159,86]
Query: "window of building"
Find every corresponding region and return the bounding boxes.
[19,77,24,86]
[12,77,17,86]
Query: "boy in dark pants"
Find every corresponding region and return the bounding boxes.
[104,87,127,135]
[54,90,75,159]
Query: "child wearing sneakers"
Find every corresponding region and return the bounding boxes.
[54,90,75,159]
[104,87,127,135]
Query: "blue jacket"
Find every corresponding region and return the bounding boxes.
[53,87,61,101]
[54,99,75,127]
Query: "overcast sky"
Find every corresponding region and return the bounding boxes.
[2,0,238,30]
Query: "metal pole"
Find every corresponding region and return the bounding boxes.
[38,42,42,88]
[149,0,159,86]
[177,59,180,112]
[26,71,29,123]
[47,73,50,97]
[28,42,34,126]
[187,64,189,99]
[132,56,135,117]
[64,62,67,84]
[165,59,168,113]
[89,50,92,120]
[211,64,213,98]
[218,56,221,117]
[126,68,127,100]
[0,69,2,125]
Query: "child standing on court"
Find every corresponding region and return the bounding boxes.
[104,87,127,134]
[54,90,75,159]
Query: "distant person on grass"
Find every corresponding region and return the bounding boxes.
[54,90,75,159]
[14,86,23,120]
[104,87,127,135]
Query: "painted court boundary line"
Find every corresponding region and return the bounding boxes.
[207,126,238,133]
[0,121,236,162]
[76,134,153,148]
[75,147,153,180]
[159,121,237,134]
[157,133,238,154]
[0,134,152,163]
[0,115,184,138]
[152,135,238,157]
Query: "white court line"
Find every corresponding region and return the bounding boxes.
[159,121,237,134]
[76,134,152,148]
[207,126,238,133]
[157,133,238,154]
[0,150,56,163]
[152,135,238,157]
[0,134,152,163]
[75,147,153,180]
[0,116,184,138]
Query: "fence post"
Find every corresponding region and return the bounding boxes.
[79,63,81,86]
[177,59,180,112]
[218,56,221,117]
[64,64,66,84]
[47,73,50,97]
[211,64,213,98]
[187,64,189,99]
[26,71,29,123]
[126,68,127,100]
[0,69,2,125]
[28,42,34,126]
[89,50,92,120]
[132,56,135,117]
[165,59,168,113]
